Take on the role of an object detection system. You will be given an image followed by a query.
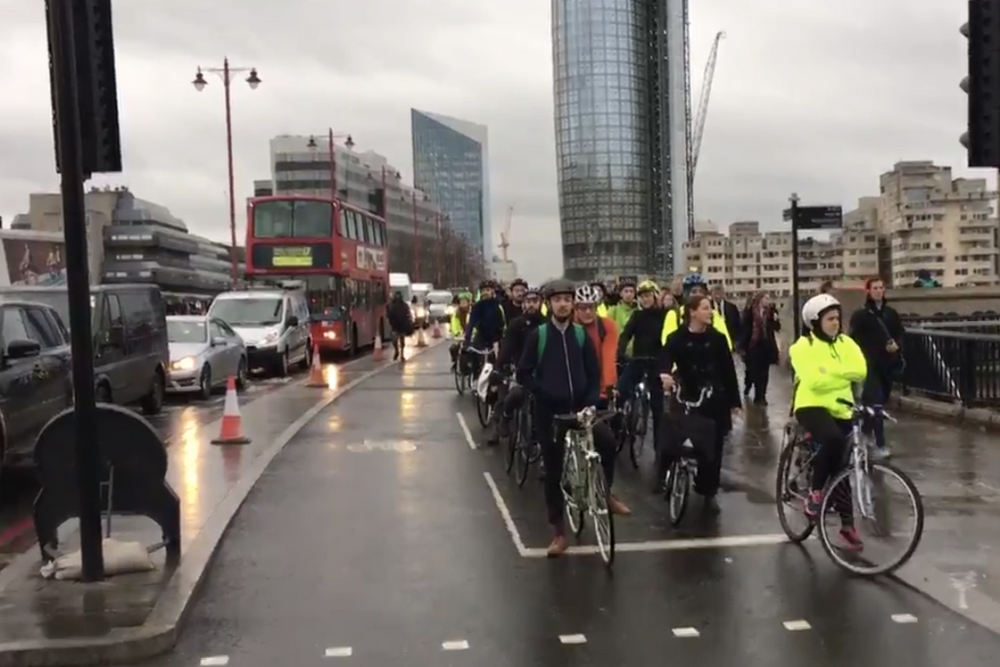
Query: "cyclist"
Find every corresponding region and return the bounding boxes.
[502,278,528,322]
[588,281,611,318]
[464,279,506,375]
[574,284,621,408]
[616,279,668,478]
[789,293,867,550]
[609,277,639,333]
[661,273,733,350]
[449,291,473,370]
[659,294,742,513]
[495,285,545,440]
[518,279,623,557]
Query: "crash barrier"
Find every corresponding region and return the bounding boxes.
[33,404,181,563]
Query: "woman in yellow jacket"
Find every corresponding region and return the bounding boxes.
[660,273,732,349]
[789,293,867,551]
[448,292,473,369]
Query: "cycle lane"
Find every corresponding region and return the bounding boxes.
[151,345,1000,667]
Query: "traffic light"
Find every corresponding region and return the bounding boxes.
[46,0,123,175]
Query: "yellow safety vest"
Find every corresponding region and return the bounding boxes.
[660,307,733,350]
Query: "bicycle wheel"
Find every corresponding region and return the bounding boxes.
[562,443,585,537]
[775,441,815,543]
[628,397,648,469]
[590,463,616,567]
[476,393,492,428]
[665,460,689,525]
[817,461,925,576]
[515,411,534,488]
[454,367,466,395]
[503,410,517,474]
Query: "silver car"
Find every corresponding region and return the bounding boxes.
[166,315,248,399]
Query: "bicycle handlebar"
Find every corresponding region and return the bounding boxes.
[835,397,896,422]
[671,383,713,408]
[554,406,616,428]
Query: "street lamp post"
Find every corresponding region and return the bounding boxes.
[192,58,261,282]
[410,191,419,279]
[435,213,443,285]
[307,130,354,198]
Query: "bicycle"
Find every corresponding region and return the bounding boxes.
[453,345,473,396]
[775,398,924,576]
[558,406,616,567]
[468,346,496,428]
[661,385,712,526]
[618,358,656,469]
[503,390,541,487]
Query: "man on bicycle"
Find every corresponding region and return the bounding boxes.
[492,285,544,444]
[449,291,473,370]
[789,293,868,551]
[464,279,506,374]
[616,280,668,481]
[609,277,639,333]
[518,279,624,557]
[501,278,528,323]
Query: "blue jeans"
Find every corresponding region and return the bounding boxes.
[862,366,892,450]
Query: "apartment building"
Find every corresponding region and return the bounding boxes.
[682,161,1000,300]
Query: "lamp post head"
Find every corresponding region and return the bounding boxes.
[345,135,355,150]
[246,68,261,89]
[192,69,208,92]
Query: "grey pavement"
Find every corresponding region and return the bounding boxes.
[142,345,1000,667]
[0,342,441,666]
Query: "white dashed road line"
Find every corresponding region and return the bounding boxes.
[672,627,700,637]
[199,657,230,666]
[892,614,919,623]
[442,640,470,650]
[324,646,353,657]
[559,634,587,644]
[783,620,812,631]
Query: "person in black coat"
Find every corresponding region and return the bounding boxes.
[711,285,742,345]
[660,294,742,513]
[386,292,414,361]
[739,291,781,405]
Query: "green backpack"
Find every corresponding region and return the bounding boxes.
[536,323,587,362]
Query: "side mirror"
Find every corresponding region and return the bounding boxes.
[211,336,228,347]
[6,339,41,360]
[286,315,299,328]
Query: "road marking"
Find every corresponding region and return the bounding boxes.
[442,640,469,650]
[672,627,700,638]
[519,533,792,558]
[483,472,528,556]
[559,634,587,644]
[457,412,477,450]
[200,657,230,666]
[891,614,918,624]
[324,646,353,657]
[783,620,811,631]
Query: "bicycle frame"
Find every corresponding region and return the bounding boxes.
[563,407,602,505]
[846,403,894,520]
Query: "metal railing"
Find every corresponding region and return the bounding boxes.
[899,327,1000,407]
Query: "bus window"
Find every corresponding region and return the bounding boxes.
[376,221,387,246]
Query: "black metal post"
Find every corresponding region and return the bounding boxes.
[48,0,105,581]
[789,192,801,338]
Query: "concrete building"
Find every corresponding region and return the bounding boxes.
[411,110,491,261]
[489,258,518,284]
[19,187,237,294]
[681,161,1000,303]
[263,135,478,284]
[552,0,689,280]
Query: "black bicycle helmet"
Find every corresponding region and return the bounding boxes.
[510,277,528,289]
[544,278,576,299]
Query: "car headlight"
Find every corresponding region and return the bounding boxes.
[171,356,197,371]
[260,330,280,345]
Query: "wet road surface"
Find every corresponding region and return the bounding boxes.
[143,347,1000,666]
[0,356,368,569]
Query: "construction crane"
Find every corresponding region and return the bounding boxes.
[691,31,725,180]
[499,205,513,262]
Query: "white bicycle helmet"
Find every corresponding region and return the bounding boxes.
[574,283,601,304]
[801,293,841,330]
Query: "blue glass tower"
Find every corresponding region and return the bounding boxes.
[411,110,491,261]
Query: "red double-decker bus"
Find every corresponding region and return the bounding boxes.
[245,195,389,355]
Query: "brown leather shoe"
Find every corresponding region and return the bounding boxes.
[609,494,632,516]
[546,534,569,558]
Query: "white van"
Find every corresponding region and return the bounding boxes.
[208,286,311,376]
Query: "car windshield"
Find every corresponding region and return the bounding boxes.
[0,289,95,330]
[167,320,207,343]
[211,298,283,327]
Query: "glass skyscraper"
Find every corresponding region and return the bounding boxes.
[411,110,491,261]
[552,0,690,280]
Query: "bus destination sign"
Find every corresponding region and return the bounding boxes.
[251,243,333,270]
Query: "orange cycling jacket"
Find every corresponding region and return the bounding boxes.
[580,316,619,397]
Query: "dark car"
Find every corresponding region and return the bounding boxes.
[0,299,73,468]
[0,284,169,418]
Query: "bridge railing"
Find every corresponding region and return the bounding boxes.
[900,327,1000,407]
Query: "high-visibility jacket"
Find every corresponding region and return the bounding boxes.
[661,307,733,350]
[788,333,867,420]
[596,303,610,319]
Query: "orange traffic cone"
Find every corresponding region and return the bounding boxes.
[306,343,326,387]
[372,332,385,361]
[211,376,251,445]
[416,326,428,348]
[432,321,442,339]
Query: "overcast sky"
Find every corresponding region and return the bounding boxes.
[0,0,986,284]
